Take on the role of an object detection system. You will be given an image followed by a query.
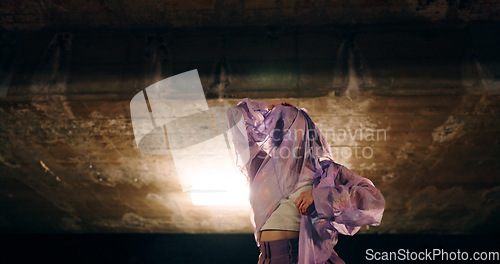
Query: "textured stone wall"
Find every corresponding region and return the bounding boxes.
[1,0,499,30]
[0,21,499,234]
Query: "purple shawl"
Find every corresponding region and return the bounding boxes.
[226,98,385,264]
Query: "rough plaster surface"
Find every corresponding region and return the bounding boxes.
[0,22,499,234]
[0,0,499,31]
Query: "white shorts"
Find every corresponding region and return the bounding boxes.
[260,182,313,231]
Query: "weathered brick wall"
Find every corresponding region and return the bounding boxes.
[0,22,498,234]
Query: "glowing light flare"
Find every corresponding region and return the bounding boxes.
[190,168,250,206]
[170,132,250,206]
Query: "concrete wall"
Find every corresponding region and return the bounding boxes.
[1,0,499,30]
[0,21,499,234]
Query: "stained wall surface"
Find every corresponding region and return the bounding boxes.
[0,1,499,235]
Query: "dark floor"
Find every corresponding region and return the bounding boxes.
[1,233,499,263]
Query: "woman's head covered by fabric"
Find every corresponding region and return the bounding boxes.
[226,98,333,195]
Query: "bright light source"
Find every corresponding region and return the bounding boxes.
[190,162,249,206]
[169,132,250,206]
[190,189,249,206]
[190,144,249,206]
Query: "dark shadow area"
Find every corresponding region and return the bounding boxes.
[1,234,499,263]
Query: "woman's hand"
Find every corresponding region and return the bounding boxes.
[294,190,314,215]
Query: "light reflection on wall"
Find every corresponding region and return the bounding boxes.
[189,168,249,206]
[175,133,250,206]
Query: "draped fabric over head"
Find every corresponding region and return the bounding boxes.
[226,98,385,264]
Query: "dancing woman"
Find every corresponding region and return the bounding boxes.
[226,98,385,264]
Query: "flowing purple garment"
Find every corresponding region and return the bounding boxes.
[226,98,385,264]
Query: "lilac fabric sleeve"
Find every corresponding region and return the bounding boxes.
[226,98,271,180]
[299,159,385,264]
[312,159,385,235]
